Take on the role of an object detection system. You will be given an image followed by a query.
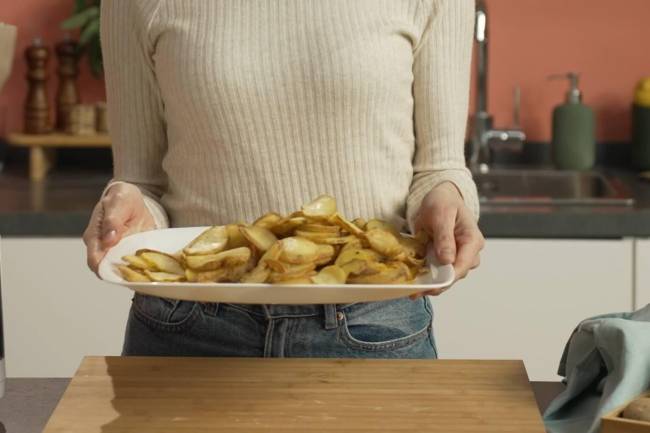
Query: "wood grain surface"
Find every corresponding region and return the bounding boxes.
[7,132,111,147]
[43,356,545,433]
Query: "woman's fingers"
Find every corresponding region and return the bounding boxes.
[417,203,458,265]
[431,206,457,265]
[452,212,485,280]
[100,189,134,247]
[83,203,106,273]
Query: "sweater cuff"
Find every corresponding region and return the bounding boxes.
[101,180,170,229]
[406,169,480,234]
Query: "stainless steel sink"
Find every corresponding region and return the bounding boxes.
[474,169,634,206]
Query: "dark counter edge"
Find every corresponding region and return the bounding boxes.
[479,211,650,239]
[2,210,650,238]
[0,212,91,237]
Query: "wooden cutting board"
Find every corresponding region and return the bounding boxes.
[43,357,545,432]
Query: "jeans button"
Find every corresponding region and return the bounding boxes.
[336,312,344,321]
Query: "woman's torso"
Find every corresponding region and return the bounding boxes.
[148,0,431,228]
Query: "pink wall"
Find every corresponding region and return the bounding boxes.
[1,1,649,142]
[483,0,650,142]
[0,0,105,136]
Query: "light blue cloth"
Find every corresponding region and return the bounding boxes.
[543,304,650,433]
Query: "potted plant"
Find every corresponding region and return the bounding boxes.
[61,0,102,76]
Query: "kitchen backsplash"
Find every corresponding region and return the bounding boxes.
[1,0,649,145]
[0,0,105,136]
[477,0,650,143]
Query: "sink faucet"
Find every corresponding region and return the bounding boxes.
[469,0,526,174]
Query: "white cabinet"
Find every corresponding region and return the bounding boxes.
[432,239,634,381]
[1,238,131,377]
[635,239,650,309]
[0,237,637,379]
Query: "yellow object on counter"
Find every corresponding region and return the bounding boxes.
[634,77,650,107]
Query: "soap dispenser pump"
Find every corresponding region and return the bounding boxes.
[549,73,595,170]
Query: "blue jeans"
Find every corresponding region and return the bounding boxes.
[123,295,437,359]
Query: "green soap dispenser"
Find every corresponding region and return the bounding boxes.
[549,73,596,170]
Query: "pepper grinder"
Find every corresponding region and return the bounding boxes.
[55,36,79,132]
[24,37,51,134]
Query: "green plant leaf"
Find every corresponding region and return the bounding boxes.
[61,6,99,30]
[74,0,87,14]
[87,37,103,77]
[79,18,100,46]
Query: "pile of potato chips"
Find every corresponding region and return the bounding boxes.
[117,195,429,285]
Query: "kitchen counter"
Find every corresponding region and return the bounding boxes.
[0,377,563,433]
[1,165,650,238]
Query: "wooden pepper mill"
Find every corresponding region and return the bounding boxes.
[24,37,51,134]
[55,36,79,132]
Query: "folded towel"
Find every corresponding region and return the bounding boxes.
[544,304,650,433]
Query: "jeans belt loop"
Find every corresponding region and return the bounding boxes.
[323,304,338,330]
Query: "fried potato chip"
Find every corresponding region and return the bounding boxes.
[253,212,284,230]
[293,230,356,246]
[329,213,364,237]
[340,259,368,276]
[226,224,249,249]
[293,230,334,242]
[260,241,283,263]
[339,237,364,254]
[118,194,429,286]
[137,250,185,275]
[144,270,185,282]
[268,268,316,283]
[183,226,228,256]
[118,265,151,282]
[365,219,400,236]
[347,261,410,284]
[302,194,337,219]
[239,242,283,283]
[364,229,403,258]
[121,255,151,270]
[185,268,229,283]
[184,247,252,271]
[311,265,347,285]
[279,237,319,264]
[265,258,287,273]
[335,248,382,267]
[270,216,307,237]
[398,235,426,259]
[225,262,251,282]
[352,218,367,230]
[321,235,358,245]
[240,266,270,284]
[299,223,341,234]
[314,244,335,266]
[240,226,278,252]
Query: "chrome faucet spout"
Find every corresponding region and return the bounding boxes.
[469,0,526,175]
[475,0,488,115]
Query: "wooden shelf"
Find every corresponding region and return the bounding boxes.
[7,132,111,148]
[6,132,112,181]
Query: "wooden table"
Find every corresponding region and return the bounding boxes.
[43,357,546,432]
[6,133,111,181]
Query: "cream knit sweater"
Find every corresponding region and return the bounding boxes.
[101,0,479,232]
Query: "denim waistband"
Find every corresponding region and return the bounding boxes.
[223,303,353,325]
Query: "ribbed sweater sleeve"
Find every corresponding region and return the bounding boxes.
[406,0,479,229]
[100,0,169,228]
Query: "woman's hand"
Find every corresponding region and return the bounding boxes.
[84,183,156,273]
[413,182,485,297]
